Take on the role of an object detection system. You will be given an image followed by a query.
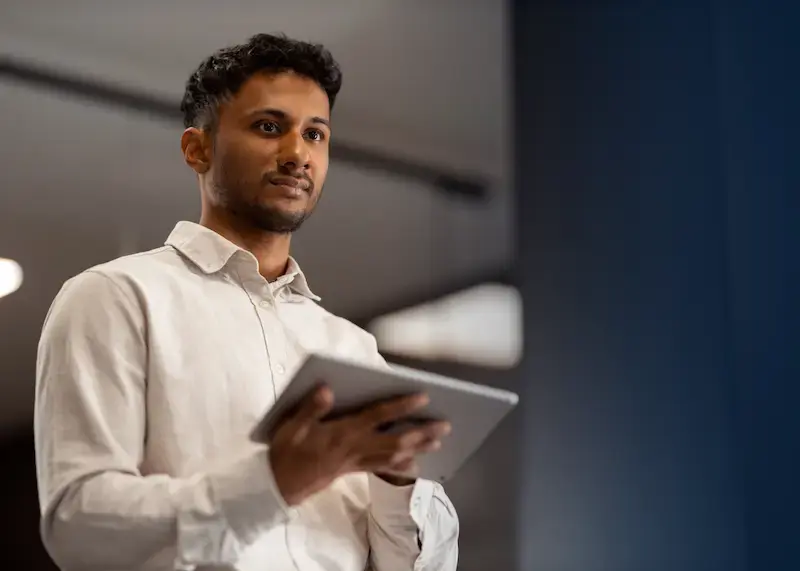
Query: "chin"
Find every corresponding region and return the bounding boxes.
[249,207,310,234]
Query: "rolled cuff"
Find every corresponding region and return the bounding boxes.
[368,474,435,530]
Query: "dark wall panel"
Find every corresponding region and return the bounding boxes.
[513,1,770,569]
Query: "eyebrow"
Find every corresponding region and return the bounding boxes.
[248,108,330,129]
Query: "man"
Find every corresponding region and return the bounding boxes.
[34,33,459,571]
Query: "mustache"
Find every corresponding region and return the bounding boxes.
[263,170,313,192]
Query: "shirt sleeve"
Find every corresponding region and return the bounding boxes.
[360,335,460,571]
[35,270,293,571]
[367,474,459,571]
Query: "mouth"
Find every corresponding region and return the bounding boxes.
[268,176,310,193]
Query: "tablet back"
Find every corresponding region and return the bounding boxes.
[251,353,519,482]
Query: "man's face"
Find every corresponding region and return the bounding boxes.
[205,71,331,233]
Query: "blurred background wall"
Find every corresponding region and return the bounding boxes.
[2,1,799,570]
[515,1,799,570]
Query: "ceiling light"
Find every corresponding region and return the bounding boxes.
[0,258,23,299]
[368,283,523,369]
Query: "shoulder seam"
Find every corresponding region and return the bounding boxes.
[82,269,139,308]
[117,246,173,260]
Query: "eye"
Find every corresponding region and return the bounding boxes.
[304,129,326,142]
[256,121,281,134]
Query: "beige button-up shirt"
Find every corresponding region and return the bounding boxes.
[34,221,459,571]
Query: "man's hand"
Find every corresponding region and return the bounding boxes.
[268,385,451,506]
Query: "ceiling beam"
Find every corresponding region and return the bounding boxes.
[0,55,489,200]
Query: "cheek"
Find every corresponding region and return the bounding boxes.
[219,144,268,183]
[312,154,329,187]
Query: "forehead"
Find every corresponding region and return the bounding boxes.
[220,71,331,122]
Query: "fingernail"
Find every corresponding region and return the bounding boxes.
[317,386,333,401]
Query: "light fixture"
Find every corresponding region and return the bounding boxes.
[0,258,23,299]
[368,283,523,369]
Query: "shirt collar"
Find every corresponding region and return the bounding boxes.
[165,221,320,301]
[275,256,319,301]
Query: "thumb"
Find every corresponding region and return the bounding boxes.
[270,384,333,442]
[294,384,334,426]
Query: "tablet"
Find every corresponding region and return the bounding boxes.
[250,353,519,482]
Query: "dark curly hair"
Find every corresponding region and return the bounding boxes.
[180,33,342,130]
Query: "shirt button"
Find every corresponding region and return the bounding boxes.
[260,299,272,308]
[275,364,286,375]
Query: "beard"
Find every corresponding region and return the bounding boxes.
[212,165,318,234]
[227,196,311,234]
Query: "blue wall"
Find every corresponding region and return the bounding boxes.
[514,1,799,569]
[715,2,800,569]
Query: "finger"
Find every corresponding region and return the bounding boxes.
[359,449,417,472]
[381,421,451,449]
[363,427,433,459]
[285,384,334,433]
[358,393,430,427]
[415,420,452,440]
[402,428,449,454]
[371,422,450,463]
[357,436,437,475]
[386,457,418,477]
[419,438,442,453]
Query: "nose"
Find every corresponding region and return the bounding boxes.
[277,131,311,172]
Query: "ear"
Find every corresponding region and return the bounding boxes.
[181,127,211,174]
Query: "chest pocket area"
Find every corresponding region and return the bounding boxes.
[278,302,371,363]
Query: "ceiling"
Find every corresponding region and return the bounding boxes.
[0,0,512,429]
[0,0,510,173]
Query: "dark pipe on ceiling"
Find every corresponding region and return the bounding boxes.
[0,56,489,199]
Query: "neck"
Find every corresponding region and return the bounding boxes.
[199,209,292,281]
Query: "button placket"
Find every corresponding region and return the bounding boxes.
[254,288,289,397]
